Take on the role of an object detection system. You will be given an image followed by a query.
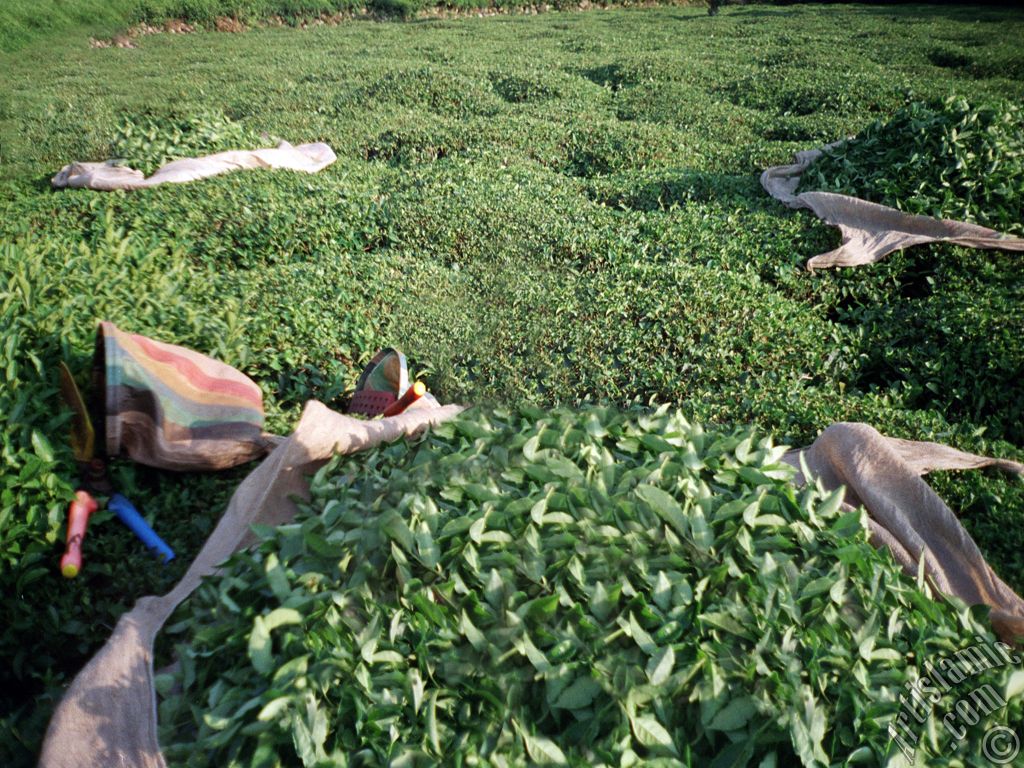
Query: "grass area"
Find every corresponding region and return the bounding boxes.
[1,2,1023,764]
[0,0,698,53]
[0,0,138,53]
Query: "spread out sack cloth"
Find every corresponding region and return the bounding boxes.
[784,423,1024,643]
[52,140,336,191]
[95,322,280,471]
[38,410,1024,767]
[761,143,1024,269]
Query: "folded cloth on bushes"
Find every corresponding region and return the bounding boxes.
[761,143,1024,269]
[38,411,1024,767]
[51,140,336,191]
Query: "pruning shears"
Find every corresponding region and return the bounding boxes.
[57,361,174,578]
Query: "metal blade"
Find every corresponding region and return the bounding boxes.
[58,361,95,463]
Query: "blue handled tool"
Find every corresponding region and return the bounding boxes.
[109,493,175,563]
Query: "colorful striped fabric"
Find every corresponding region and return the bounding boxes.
[347,348,408,417]
[95,322,277,471]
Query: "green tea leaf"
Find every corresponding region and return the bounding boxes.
[630,714,675,752]
[646,645,675,686]
[248,617,273,675]
[553,675,601,710]
[635,484,688,538]
[521,729,568,765]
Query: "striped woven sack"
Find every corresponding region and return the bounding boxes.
[94,322,280,471]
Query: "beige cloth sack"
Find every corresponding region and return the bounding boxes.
[784,423,1024,643]
[51,141,336,191]
[39,400,463,768]
[38,408,1024,767]
[761,144,1024,269]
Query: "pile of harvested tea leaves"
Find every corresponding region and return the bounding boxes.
[799,98,1024,235]
[158,405,1022,767]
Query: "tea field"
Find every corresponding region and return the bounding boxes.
[1,2,1023,764]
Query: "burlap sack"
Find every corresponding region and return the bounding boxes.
[38,407,1024,767]
[52,141,336,191]
[38,400,464,768]
[761,143,1024,269]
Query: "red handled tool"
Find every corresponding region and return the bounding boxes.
[60,490,98,578]
[382,380,426,417]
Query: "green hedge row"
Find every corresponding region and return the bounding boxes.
[132,0,666,21]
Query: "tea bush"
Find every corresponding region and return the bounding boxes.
[722,70,895,119]
[362,113,475,166]
[335,67,504,119]
[489,70,563,104]
[560,119,688,178]
[834,249,1024,447]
